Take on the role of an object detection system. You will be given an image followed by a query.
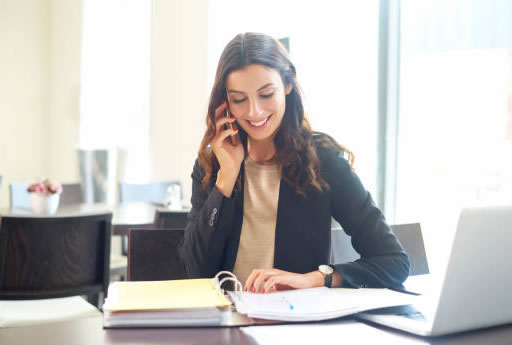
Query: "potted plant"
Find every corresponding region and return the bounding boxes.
[27,178,63,214]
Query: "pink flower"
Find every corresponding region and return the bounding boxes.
[27,178,63,195]
[35,184,46,193]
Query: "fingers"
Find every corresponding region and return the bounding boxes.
[262,276,280,293]
[244,269,319,294]
[245,268,284,293]
[212,123,238,150]
[214,101,228,119]
[211,101,240,149]
[245,269,271,293]
[253,270,274,293]
[215,114,237,133]
[244,269,263,293]
[263,275,294,293]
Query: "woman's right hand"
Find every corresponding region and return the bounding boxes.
[211,101,244,197]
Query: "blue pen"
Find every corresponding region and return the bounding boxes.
[289,304,294,310]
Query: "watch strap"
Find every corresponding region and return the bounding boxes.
[325,270,333,288]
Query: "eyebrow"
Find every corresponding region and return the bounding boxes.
[227,83,275,95]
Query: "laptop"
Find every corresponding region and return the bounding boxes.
[356,205,512,336]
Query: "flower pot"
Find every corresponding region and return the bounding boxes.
[30,193,60,215]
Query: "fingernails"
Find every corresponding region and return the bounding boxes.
[230,115,236,119]
[244,286,247,292]
[252,288,256,293]
[233,127,238,132]
[262,289,266,294]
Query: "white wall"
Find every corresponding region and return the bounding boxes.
[0,0,51,208]
[150,0,208,202]
[47,0,82,183]
[0,0,208,207]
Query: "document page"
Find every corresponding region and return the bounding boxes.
[240,321,421,345]
[229,287,417,322]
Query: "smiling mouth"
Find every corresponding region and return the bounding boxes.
[247,115,271,128]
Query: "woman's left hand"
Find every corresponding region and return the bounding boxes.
[244,268,324,293]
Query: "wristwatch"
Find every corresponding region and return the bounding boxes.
[318,264,334,288]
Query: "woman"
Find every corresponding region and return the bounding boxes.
[179,32,409,293]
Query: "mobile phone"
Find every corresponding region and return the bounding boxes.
[224,103,235,145]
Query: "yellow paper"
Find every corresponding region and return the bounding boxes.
[104,279,232,312]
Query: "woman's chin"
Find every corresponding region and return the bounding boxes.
[246,130,275,143]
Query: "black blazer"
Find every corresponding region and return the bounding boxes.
[179,142,410,288]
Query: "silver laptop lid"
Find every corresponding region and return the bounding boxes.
[432,206,512,335]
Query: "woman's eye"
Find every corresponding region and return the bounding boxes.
[232,98,246,104]
[260,92,274,99]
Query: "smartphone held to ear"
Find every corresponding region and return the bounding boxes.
[224,107,235,145]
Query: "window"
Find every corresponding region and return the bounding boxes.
[395,0,512,272]
[80,0,151,181]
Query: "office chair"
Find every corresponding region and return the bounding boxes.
[119,181,181,204]
[0,212,112,327]
[120,208,189,256]
[127,228,186,281]
[330,222,429,276]
[153,209,189,228]
[9,183,31,209]
[59,183,84,205]
[390,223,429,275]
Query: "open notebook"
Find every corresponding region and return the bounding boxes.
[103,271,417,328]
[228,287,417,322]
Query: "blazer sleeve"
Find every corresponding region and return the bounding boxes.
[179,159,238,278]
[320,148,410,288]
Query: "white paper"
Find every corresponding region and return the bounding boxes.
[229,287,417,322]
[241,322,424,345]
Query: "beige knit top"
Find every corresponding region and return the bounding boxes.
[232,157,281,285]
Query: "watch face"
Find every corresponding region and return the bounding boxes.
[319,265,334,275]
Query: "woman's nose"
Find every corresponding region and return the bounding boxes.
[247,99,263,118]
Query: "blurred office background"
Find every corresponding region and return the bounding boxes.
[1,0,511,272]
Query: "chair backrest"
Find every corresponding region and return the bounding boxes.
[330,223,429,276]
[330,228,359,264]
[9,183,30,209]
[119,181,181,204]
[127,228,186,281]
[153,209,189,228]
[390,223,429,276]
[120,209,189,256]
[0,213,112,303]
[60,183,84,206]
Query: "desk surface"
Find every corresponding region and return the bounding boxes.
[1,315,511,345]
[0,202,190,235]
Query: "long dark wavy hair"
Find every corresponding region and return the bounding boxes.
[198,32,354,196]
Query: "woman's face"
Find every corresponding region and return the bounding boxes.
[225,64,291,143]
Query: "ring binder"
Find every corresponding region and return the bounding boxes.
[214,271,243,294]
[103,271,417,328]
[102,276,234,328]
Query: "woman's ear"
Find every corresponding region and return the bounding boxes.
[285,83,293,95]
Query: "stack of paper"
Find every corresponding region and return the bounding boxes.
[103,279,232,328]
[229,287,418,322]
